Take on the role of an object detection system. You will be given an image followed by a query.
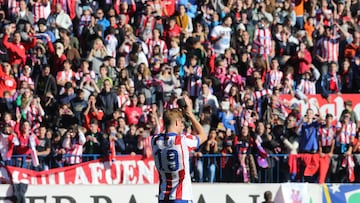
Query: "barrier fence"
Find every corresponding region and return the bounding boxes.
[2,153,343,184]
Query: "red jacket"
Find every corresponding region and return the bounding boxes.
[0,64,17,98]
[2,34,37,65]
[13,122,40,155]
[294,49,312,75]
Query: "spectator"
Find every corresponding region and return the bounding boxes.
[83,120,104,158]
[13,119,39,161]
[266,58,283,90]
[123,95,142,126]
[318,113,336,183]
[36,126,51,170]
[62,126,86,165]
[36,18,56,44]
[210,15,232,55]
[88,38,110,75]
[218,100,236,133]
[79,73,100,101]
[176,5,193,36]
[105,124,126,155]
[262,190,274,203]
[295,66,320,103]
[321,61,342,101]
[297,108,321,153]
[3,25,37,66]
[0,62,17,98]
[95,8,109,37]
[200,129,218,182]
[340,100,358,127]
[332,110,356,182]
[54,3,72,31]
[195,79,219,116]
[123,124,141,155]
[58,81,76,105]
[234,126,258,183]
[15,0,35,29]
[84,94,104,130]
[0,124,18,165]
[61,31,81,67]
[96,79,118,123]
[70,89,88,126]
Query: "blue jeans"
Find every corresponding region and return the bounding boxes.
[207,163,216,183]
[296,16,304,30]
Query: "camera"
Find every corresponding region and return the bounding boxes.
[177,98,187,109]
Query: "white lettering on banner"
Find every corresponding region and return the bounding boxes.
[104,162,121,184]
[122,160,137,184]
[74,167,89,184]
[12,171,29,184]
[48,174,56,184]
[283,95,360,122]
[88,162,104,184]
[41,175,47,184]
[137,160,155,184]
[1,157,159,184]
[58,172,65,184]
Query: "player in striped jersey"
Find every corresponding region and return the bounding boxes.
[152,95,207,203]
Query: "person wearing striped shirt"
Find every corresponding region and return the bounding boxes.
[315,23,351,75]
[331,110,356,182]
[295,66,320,103]
[151,95,207,202]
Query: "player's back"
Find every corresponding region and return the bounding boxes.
[151,132,199,201]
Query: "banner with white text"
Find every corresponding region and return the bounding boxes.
[0,156,159,184]
[280,94,360,125]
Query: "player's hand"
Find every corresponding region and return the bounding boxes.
[183,95,193,115]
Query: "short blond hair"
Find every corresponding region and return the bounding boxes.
[163,108,183,128]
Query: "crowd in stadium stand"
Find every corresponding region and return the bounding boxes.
[0,0,359,184]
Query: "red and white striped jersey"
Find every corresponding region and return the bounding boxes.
[25,105,43,130]
[266,70,283,89]
[62,131,85,165]
[316,36,340,62]
[319,125,337,147]
[296,79,316,94]
[336,122,356,144]
[147,38,168,58]
[117,94,130,108]
[254,27,272,55]
[185,65,202,97]
[151,132,199,201]
[32,1,50,23]
[252,88,272,115]
[19,74,35,87]
[164,100,179,110]
[56,70,76,82]
[7,0,19,17]
[75,70,96,81]
[239,109,256,127]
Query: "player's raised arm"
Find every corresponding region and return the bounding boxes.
[183,95,207,145]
